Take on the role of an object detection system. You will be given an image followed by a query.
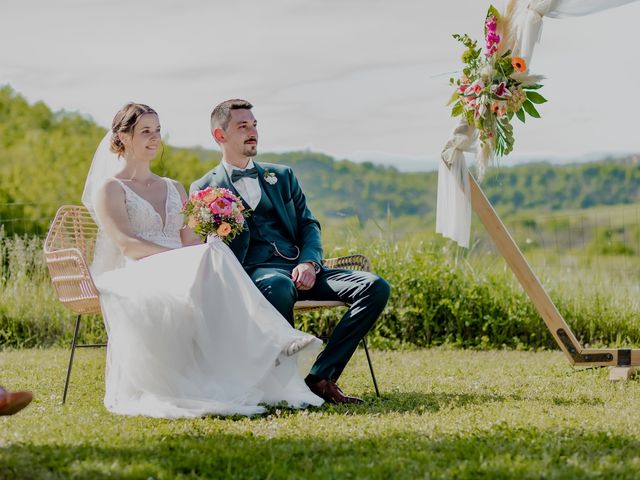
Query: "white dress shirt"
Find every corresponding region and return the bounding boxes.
[222,159,261,210]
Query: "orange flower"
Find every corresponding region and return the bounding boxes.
[511,56,526,72]
[217,222,232,236]
[187,216,198,229]
[491,100,507,117]
[202,191,217,203]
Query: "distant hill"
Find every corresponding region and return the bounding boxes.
[0,85,639,235]
[481,156,640,214]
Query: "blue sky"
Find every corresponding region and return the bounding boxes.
[1,0,639,170]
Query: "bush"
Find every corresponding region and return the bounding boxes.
[3,231,640,350]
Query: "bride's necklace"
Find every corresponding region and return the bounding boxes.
[127,176,156,188]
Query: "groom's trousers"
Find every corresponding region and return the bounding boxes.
[246,261,390,382]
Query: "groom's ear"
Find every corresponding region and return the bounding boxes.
[213,128,225,144]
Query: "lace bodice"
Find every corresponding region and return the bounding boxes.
[115,178,183,249]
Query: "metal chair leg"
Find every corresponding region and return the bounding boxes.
[361,336,380,397]
[63,314,82,404]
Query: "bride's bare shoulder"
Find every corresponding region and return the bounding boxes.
[93,178,127,217]
[167,178,188,199]
[97,178,126,199]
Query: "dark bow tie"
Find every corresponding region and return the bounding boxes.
[231,167,259,182]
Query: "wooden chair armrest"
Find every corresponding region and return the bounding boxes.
[294,254,370,312]
[45,247,101,314]
[322,254,370,272]
[45,247,92,275]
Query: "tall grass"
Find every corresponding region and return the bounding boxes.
[0,227,104,348]
[2,224,640,350]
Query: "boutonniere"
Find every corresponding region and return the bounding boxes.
[263,170,278,185]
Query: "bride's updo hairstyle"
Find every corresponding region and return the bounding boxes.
[110,103,157,155]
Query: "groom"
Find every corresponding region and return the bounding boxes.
[191,99,390,404]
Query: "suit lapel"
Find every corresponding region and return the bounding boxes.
[254,162,296,240]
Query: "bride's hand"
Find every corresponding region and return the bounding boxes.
[291,263,316,290]
[177,182,204,246]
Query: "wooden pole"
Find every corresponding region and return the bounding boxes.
[468,172,640,368]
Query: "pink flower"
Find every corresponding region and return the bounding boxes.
[196,186,212,199]
[210,197,233,216]
[465,80,484,96]
[490,82,511,98]
[484,16,500,56]
[485,16,497,32]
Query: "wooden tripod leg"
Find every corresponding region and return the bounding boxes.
[468,172,626,368]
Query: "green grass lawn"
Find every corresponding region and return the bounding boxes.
[2,347,640,479]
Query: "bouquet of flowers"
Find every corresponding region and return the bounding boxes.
[182,186,249,243]
[448,5,547,160]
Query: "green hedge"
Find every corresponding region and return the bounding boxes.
[2,231,640,350]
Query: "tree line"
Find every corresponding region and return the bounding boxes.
[1,85,638,235]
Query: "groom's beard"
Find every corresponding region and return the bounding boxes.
[243,144,258,156]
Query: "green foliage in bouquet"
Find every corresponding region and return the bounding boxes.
[448,5,547,158]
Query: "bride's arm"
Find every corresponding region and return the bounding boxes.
[174,180,203,247]
[94,179,173,260]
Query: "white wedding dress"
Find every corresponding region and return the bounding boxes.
[92,178,323,418]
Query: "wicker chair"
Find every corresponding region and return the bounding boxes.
[44,205,380,403]
[293,254,380,397]
[44,205,104,404]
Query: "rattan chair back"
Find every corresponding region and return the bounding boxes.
[44,205,101,315]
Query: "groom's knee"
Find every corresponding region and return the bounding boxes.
[254,273,296,299]
[363,274,391,312]
[253,272,297,317]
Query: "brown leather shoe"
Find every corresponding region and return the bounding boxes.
[305,377,363,404]
[0,388,33,416]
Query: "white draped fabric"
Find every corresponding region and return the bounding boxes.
[436,0,640,247]
[436,120,476,248]
[511,0,639,63]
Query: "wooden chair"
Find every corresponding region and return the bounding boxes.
[294,254,380,397]
[44,205,381,403]
[44,205,104,404]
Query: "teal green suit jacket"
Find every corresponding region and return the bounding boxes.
[190,162,323,267]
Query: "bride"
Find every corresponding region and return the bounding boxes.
[82,103,323,418]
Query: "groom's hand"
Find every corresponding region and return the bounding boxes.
[292,263,316,290]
